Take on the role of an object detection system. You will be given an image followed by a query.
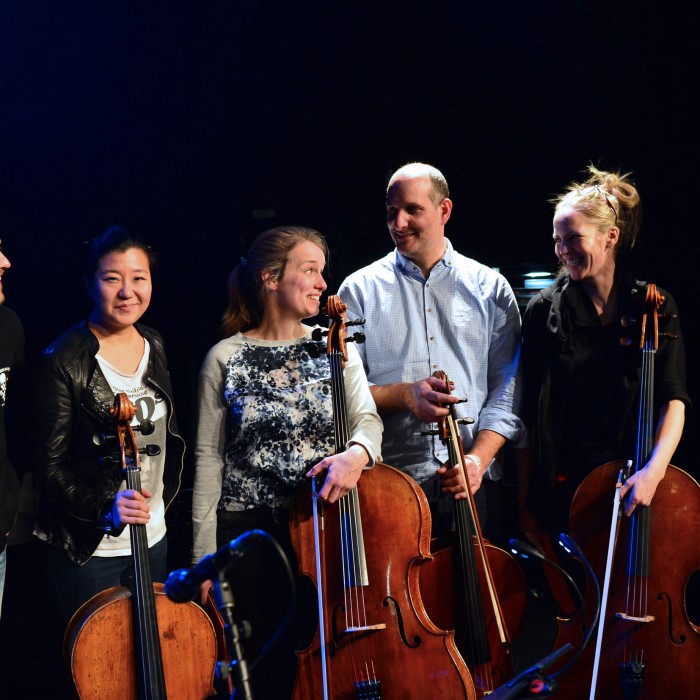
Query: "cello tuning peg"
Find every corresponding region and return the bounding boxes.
[346,332,366,344]
[138,444,161,457]
[457,417,475,425]
[134,419,155,436]
[94,432,116,446]
[421,429,440,436]
[620,316,636,328]
[311,328,328,341]
[660,331,679,340]
[659,312,678,320]
[345,318,366,327]
[619,337,634,347]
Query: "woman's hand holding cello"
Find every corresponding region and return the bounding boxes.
[112,488,153,527]
[306,443,370,504]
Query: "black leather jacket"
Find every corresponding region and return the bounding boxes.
[32,321,185,565]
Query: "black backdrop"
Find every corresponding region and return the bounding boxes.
[2,2,697,478]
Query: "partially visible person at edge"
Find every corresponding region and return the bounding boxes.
[192,225,382,699]
[0,239,25,617]
[517,166,689,553]
[31,227,184,693]
[338,162,524,541]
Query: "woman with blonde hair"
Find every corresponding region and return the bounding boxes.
[518,166,689,546]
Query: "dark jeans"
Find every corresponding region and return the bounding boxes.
[43,535,168,627]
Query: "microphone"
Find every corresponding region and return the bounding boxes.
[558,531,585,559]
[165,529,264,603]
[508,538,546,561]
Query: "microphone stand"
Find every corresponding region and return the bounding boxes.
[500,534,602,697]
[211,573,254,700]
[487,643,574,699]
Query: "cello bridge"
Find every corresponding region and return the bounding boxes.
[345,624,387,633]
[615,612,655,623]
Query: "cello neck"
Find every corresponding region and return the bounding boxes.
[113,393,167,700]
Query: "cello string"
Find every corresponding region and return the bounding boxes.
[456,498,489,691]
[452,414,494,693]
[642,346,655,624]
[448,413,492,692]
[332,348,369,687]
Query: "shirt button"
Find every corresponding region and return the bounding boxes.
[427,307,432,312]
[426,283,430,288]
[429,336,435,341]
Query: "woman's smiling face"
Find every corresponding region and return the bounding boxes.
[88,247,152,331]
[553,205,618,283]
[267,240,327,322]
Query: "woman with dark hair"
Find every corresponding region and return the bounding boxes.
[32,226,185,627]
[518,166,689,549]
[192,225,382,698]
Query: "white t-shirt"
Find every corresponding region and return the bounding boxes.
[94,339,168,556]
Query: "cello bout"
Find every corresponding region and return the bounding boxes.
[65,584,218,700]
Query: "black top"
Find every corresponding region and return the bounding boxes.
[0,305,25,549]
[521,269,690,514]
[32,320,185,565]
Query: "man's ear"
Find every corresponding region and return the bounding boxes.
[440,198,453,226]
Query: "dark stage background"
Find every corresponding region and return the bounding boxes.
[2,2,697,477]
[1,4,698,692]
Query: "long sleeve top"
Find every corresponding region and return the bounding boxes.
[192,326,383,559]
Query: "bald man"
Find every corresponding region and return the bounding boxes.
[338,163,523,540]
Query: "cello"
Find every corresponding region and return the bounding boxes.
[64,393,218,699]
[290,295,476,699]
[419,370,528,696]
[558,283,700,698]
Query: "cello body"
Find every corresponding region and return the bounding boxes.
[64,394,218,699]
[420,537,528,692]
[64,583,218,700]
[290,461,476,699]
[417,369,527,695]
[555,461,700,699]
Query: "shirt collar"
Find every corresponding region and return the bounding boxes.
[395,237,454,275]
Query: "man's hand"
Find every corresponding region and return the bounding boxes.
[437,453,483,498]
[403,375,459,421]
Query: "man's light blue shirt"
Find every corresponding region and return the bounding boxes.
[338,238,524,498]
